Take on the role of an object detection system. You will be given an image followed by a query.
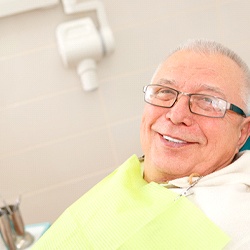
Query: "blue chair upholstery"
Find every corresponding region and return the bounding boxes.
[240,137,250,151]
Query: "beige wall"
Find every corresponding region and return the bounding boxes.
[1,0,250,225]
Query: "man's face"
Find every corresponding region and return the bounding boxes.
[140,50,250,183]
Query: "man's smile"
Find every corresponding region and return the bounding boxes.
[163,135,187,144]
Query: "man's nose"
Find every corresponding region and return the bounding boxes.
[165,95,193,126]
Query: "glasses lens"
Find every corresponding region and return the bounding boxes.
[144,85,177,107]
[144,85,246,118]
[190,94,226,117]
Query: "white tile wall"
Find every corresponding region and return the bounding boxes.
[0,0,250,225]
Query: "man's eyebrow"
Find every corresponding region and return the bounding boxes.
[157,78,226,98]
[197,84,226,98]
[158,78,176,86]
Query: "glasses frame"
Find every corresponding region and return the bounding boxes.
[143,84,247,118]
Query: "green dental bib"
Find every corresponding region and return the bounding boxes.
[33,155,230,250]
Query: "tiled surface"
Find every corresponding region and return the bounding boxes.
[104,0,217,31]
[111,117,143,163]
[0,0,250,224]
[100,69,151,123]
[20,168,114,224]
[0,90,105,155]
[219,1,250,45]
[0,128,116,198]
[0,48,79,107]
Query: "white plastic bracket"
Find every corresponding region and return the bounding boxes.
[0,0,59,18]
[58,0,115,91]
[61,0,115,56]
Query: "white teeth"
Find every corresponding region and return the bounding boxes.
[163,135,186,144]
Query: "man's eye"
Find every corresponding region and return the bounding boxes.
[196,96,224,111]
[156,89,175,99]
[203,97,214,104]
[195,96,215,105]
[157,89,175,95]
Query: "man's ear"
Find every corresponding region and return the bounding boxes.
[238,117,250,149]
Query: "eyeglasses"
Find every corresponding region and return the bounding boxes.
[143,84,247,118]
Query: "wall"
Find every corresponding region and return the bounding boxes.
[1,0,250,224]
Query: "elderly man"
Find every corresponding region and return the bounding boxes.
[33,40,250,249]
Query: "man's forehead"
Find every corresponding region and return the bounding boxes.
[163,50,224,67]
[156,50,244,87]
[154,61,226,91]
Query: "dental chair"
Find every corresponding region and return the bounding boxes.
[240,137,250,151]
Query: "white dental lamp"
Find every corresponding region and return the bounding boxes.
[56,0,115,91]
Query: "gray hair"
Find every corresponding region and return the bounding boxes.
[156,39,250,115]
